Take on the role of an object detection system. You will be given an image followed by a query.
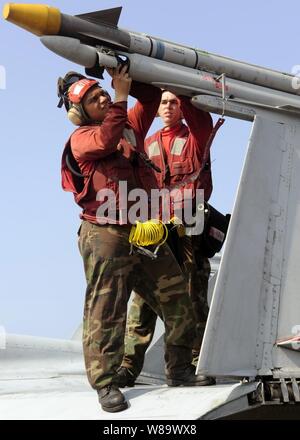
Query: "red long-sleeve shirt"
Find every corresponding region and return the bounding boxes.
[145,96,213,201]
[61,82,162,224]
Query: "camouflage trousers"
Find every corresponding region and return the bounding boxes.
[78,220,196,390]
[122,231,211,377]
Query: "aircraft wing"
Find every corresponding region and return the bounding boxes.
[0,332,258,420]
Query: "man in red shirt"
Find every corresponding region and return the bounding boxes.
[61,70,211,413]
[118,90,215,387]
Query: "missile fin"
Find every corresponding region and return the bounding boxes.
[76,7,122,28]
[85,66,105,80]
[77,31,129,50]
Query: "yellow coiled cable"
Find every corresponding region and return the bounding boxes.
[129,220,168,247]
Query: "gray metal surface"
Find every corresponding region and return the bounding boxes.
[0,330,257,420]
[0,372,257,420]
[197,110,300,379]
[0,334,84,379]
[198,114,287,377]
[271,123,300,375]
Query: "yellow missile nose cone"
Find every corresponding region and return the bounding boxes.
[3,3,61,36]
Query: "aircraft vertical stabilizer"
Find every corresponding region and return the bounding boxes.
[198,113,300,379]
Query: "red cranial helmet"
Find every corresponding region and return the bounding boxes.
[68,79,99,104]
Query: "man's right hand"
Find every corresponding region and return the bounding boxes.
[107,65,132,103]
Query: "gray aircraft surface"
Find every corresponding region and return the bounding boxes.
[2,3,300,420]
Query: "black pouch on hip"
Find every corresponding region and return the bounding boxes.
[199,203,231,258]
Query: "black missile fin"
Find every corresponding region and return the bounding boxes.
[76,7,122,28]
[77,31,129,50]
[85,65,105,80]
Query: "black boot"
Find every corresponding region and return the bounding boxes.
[97,384,128,412]
[115,367,136,388]
[166,365,216,387]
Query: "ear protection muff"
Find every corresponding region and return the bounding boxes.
[57,74,100,126]
[67,104,87,126]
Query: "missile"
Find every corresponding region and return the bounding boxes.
[2,3,130,49]
[3,3,300,115]
[191,96,256,122]
[40,35,300,114]
[40,36,118,69]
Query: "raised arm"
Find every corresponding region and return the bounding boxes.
[127,82,162,140]
[71,103,128,161]
[71,66,132,161]
[179,95,213,155]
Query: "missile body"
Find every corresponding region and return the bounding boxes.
[41,36,300,114]
[127,31,298,97]
[40,36,121,70]
[191,96,256,122]
[3,3,300,109]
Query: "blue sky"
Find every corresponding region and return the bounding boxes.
[1,0,299,339]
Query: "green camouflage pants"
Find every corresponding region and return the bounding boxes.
[122,231,211,377]
[78,220,196,390]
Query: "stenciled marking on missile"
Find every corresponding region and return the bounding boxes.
[214,81,229,91]
[0,65,6,90]
[172,47,185,55]
[155,40,165,60]
[202,74,214,82]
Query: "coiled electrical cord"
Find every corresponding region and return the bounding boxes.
[129,220,169,247]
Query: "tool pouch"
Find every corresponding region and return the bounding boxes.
[199,203,231,258]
